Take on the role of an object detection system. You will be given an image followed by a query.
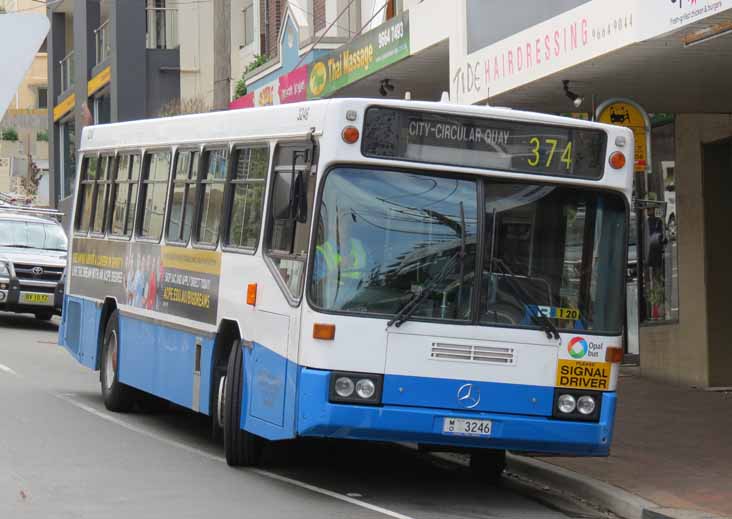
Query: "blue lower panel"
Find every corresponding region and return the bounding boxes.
[297,368,616,456]
[118,315,214,414]
[59,295,101,370]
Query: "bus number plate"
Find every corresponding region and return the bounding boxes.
[442,418,492,437]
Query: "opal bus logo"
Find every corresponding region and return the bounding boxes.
[568,337,589,359]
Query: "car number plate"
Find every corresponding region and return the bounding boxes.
[442,417,492,437]
[21,293,51,305]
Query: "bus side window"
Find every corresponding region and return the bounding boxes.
[75,155,98,234]
[225,145,268,250]
[167,149,200,244]
[109,153,141,238]
[196,148,228,246]
[91,155,113,235]
[138,150,171,241]
[264,143,316,300]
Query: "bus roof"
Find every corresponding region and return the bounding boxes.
[78,98,632,154]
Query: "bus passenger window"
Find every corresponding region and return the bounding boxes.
[226,146,268,249]
[91,156,112,234]
[110,154,141,237]
[167,150,199,243]
[139,151,171,240]
[75,156,98,233]
[197,148,228,246]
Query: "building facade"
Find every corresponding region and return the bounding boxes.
[1,0,50,204]
[47,0,182,211]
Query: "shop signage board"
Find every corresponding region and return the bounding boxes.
[307,13,410,99]
[453,0,732,105]
[597,98,650,173]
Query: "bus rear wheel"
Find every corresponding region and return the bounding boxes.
[100,311,135,412]
[470,449,506,484]
[223,340,261,466]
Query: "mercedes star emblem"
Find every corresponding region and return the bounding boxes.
[457,383,481,409]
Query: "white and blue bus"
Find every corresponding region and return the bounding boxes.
[60,98,632,478]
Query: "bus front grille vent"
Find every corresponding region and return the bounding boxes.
[430,343,515,365]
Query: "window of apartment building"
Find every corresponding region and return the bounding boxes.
[60,118,76,199]
[196,148,228,246]
[37,87,47,109]
[93,91,111,125]
[139,150,171,240]
[243,1,254,47]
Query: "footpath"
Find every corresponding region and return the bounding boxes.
[511,367,732,519]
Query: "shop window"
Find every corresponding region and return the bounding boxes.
[139,150,171,240]
[226,146,269,250]
[197,148,227,246]
[167,149,199,244]
[638,116,679,323]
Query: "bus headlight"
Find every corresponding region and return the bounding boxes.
[334,377,355,398]
[557,394,576,414]
[553,389,602,421]
[329,372,383,405]
[355,379,376,399]
[577,395,596,415]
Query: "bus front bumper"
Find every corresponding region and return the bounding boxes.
[296,368,616,456]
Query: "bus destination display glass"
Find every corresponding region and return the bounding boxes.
[362,107,607,179]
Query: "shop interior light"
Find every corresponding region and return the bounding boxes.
[683,22,732,47]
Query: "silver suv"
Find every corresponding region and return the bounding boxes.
[0,210,67,320]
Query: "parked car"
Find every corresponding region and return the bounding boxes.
[0,209,67,320]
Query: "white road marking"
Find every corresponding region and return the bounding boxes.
[55,393,415,519]
[0,363,18,376]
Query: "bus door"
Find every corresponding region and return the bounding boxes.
[252,141,316,433]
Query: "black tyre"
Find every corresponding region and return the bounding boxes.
[470,449,506,484]
[100,311,135,412]
[223,340,261,466]
[35,312,53,321]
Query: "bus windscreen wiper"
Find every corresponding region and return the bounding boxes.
[491,258,560,340]
[387,251,460,329]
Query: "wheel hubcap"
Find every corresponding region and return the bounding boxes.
[217,375,226,428]
[104,331,117,391]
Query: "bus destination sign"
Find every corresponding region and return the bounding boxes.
[362,107,607,179]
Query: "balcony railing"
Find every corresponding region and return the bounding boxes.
[94,19,112,65]
[146,7,178,50]
[59,50,74,94]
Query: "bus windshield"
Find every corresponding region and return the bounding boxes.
[309,167,626,334]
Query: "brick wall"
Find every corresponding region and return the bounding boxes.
[266,0,283,59]
[313,0,325,33]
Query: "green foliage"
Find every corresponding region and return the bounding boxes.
[36,130,48,142]
[232,55,269,100]
[1,128,19,141]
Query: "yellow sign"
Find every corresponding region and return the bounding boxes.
[53,93,75,122]
[598,101,648,173]
[87,65,111,96]
[556,359,611,390]
[161,247,221,276]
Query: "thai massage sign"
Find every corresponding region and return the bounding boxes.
[308,12,410,98]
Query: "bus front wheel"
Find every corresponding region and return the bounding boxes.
[100,311,136,412]
[470,449,506,484]
[223,340,261,467]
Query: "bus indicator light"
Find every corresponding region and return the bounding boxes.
[313,323,336,340]
[605,347,624,363]
[246,283,257,306]
[609,151,626,169]
[342,126,360,144]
